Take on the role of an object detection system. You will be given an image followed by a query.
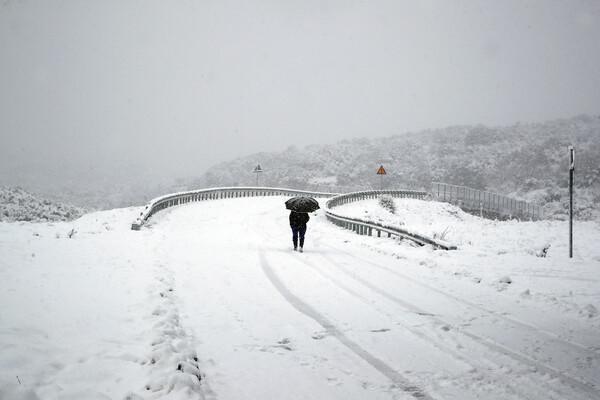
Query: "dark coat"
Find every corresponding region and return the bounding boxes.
[289,211,310,228]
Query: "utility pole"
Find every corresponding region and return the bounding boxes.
[569,146,574,258]
[253,164,262,187]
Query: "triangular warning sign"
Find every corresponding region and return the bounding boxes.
[377,165,386,175]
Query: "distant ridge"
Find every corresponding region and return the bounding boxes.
[193,115,600,220]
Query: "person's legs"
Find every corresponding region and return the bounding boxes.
[291,227,299,250]
[298,226,307,249]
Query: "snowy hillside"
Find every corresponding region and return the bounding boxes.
[194,115,600,221]
[1,196,598,399]
[0,186,83,222]
[3,115,597,219]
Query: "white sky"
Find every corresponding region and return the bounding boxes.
[1,0,599,178]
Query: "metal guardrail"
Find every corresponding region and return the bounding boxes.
[131,187,457,250]
[432,182,544,221]
[131,187,338,230]
[324,190,457,250]
[326,190,430,207]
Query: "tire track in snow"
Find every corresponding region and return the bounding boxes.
[259,249,435,400]
[321,240,600,360]
[315,246,600,400]
[323,241,595,353]
[288,252,555,400]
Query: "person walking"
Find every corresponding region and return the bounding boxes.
[289,211,309,252]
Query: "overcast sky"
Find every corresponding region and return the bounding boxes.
[1,0,599,179]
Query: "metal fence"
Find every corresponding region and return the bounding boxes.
[432,182,544,221]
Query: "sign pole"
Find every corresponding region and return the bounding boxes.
[376,165,386,191]
[569,147,574,258]
[253,164,262,187]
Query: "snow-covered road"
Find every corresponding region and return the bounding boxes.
[1,196,599,399]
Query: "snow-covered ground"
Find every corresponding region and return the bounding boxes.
[0,196,598,400]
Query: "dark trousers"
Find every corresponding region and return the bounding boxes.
[291,226,306,248]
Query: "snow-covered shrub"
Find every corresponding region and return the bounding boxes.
[0,186,83,223]
[379,195,396,214]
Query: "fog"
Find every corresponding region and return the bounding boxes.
[2,0,599,186]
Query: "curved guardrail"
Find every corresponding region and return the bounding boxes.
[324,190,457,250]
[131,187,457,250]
[131,187,338,230]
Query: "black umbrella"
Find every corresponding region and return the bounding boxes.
[285,196,320,213]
